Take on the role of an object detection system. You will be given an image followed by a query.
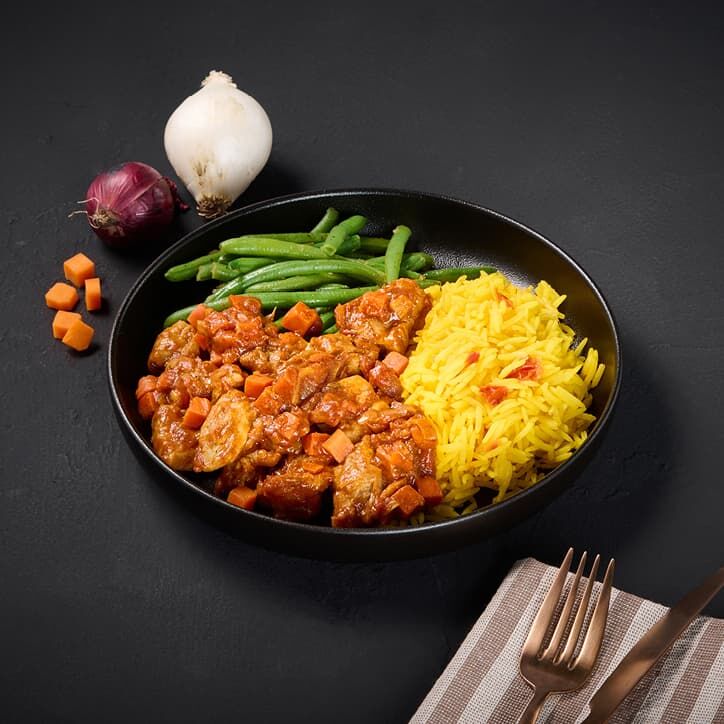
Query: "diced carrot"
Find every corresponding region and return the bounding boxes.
[465,351,480,366]
[63,252,96,287]
[194,332,208,351]
[416,477,444,506]
[188,304,209,328]
[227,485,257,510]
[322,429,354,463]
[135,375,158,399]
[280,302,322,336]
[392,485,425,517]
[182,396,212,429]
[301,459,325,474]
[302,432,331,457]
[85,277,102,311]
[52,310,82,339]
[244,373,274,399]
[45,282,79,311]
[138,391,160,420]
[382,351,409,375]
[61,318,94,351]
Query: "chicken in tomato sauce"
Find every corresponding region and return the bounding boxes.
[136,279,442,527]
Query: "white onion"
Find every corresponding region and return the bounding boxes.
[164,70,272,218]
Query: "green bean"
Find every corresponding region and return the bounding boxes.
[245,273,348,293]
[384,225,411,282]
[416,278,442,289]
[196,263,213,281]
[237,259,385,290]
[227,257,275,273]
[211,263,241,282]
[319,215,367,257]
[310,207,339,234]
[165,250,223,282]
[317,283,350,290]
[324,324,338,335]
[400,269,422,279]
[219,237,331,259]
[423,266,496,282]
[332,234,361,256]
[366,252,434,272]
[357,236,390,255]
[319,310,336,329]
[164,287,378,327]
[206,276,247,302]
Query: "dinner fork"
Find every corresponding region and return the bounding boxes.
[517,548,615,724]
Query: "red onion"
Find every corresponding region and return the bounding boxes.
[82,161,187,247]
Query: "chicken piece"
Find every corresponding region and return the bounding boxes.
[237,332,308,375]
[356,400,414,435]
[332,437,384,527]
[262,409,310,455]
[335,279,432,354]
[213,449,282,497]
[194,390,255,472]
[148,321,200,373]
[306,375,379,431]
[369,414,437,485]
[307,333,379,378]
[195,296,279,367]
[151,404,198,470]
[257,455,334,522]
[367,361,403,399]
[157,355,214,402]
[210,364,245,403]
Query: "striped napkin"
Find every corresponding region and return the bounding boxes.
[411,558,724,724]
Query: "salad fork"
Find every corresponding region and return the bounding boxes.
[518,548,615,724]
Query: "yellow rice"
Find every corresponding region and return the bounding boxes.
[400,272,605,518]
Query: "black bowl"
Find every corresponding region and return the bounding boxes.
[109,188,621,560]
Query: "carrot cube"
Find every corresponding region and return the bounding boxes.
[188,304,209,328]
[244,374,274,399]
[52,310,82,339]
[182,396,212,429]
[392,485,425,517]
[85,277,102,311]
[302,432,331,457]
[280,302,322,336]
[45,282,79,311]
[138,391,160,420]
[61,318,94,351]
[322,429,354,463]
[227,486,257,510]
[63,252,96,287]
[416,476,444,506]
[382,351,409,375]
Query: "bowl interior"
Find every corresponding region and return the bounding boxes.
[109,189,620,558]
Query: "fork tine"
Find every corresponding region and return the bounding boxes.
[572,559,615,671]
[540,551,587,661]
[557,554,601,665]
[521,547,574,658]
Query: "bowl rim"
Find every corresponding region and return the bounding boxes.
[108,186,622,540]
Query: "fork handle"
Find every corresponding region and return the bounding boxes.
[518,688,550,724]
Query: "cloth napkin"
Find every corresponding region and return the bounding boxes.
[410,558,724,724]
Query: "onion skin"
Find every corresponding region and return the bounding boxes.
[84,161,186,248]
[164,71,273,219]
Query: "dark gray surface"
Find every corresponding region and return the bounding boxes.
[2,3,723,722]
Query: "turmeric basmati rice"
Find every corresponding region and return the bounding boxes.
[400,272,604,518]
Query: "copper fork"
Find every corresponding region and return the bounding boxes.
[518,548,615,724]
